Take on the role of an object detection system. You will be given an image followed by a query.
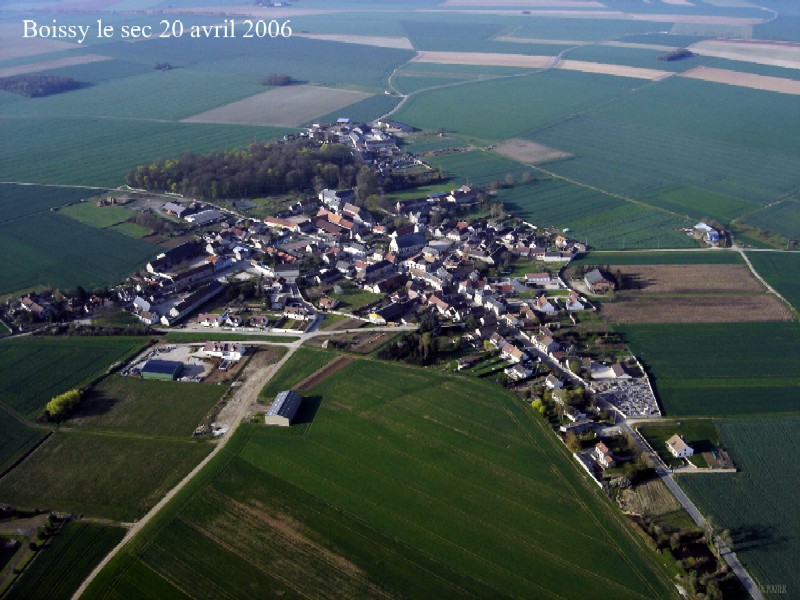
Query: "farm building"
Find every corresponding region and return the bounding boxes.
[584,269,615,293]
[666,434,694,459]
[141,359,183,381]
[264,390,302,427]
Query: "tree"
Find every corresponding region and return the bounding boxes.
[521,172,535,184]
[355,166,377,203]
[504,173,515,187]
[45,389,82,420]
[565,431,581,452]
[531,398,545,415]
[419,332,433,361]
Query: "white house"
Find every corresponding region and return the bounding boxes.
[666,434,694,459]
[202,342,245,361]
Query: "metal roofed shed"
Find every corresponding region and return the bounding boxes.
[141,359,184,381]
[265,390,302,427]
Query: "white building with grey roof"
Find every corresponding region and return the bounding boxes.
[264,390,302,427]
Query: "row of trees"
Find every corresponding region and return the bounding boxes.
[125,140,356,199]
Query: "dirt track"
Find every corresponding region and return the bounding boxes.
[295,355,353,392]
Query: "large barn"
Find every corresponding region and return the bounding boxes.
[140,359,183,381]
[264,390,302,427]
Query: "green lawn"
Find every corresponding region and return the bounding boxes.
[329,285,383,312]
[638,420,722,468]
[69,376,227,438]
[58,202,134,229]
[6,521,125,600]
[85,359,676,599]
[0,431,211,521]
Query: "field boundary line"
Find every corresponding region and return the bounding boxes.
[739,249,797,316]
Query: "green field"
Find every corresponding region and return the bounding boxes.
[0,337,147,417]
[0,213,158,295]
[561,45,712,73]
[309,93,401,126]
[740,199,800,246]
[70,376,226,438]
[58,202,136,229]
[110,221,152,238]
[485,176,695,250]
[394,70,642,142]
[0,184,96,224]
[746,251,800,313]
[259,347,334,399]
[679,418,800,596]
[0,118,287,187]
[0,417,45,474]
[6,521,125,600]
[531,77,800,213]
[85,358,675,599]
[0,431,211,521]
[97,35,415,93]
[618,323,800,417]
[643,185,757,223]
[0,69,264,121]
[570,251,743,266]
[503,17,668,41]
[425,149,535,186]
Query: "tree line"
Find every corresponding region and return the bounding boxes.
[0,75,82,97]
[125,139,357,199]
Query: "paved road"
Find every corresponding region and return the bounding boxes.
[71,341,301,600]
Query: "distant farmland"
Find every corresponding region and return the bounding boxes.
[86,359,675,599]
[183,85,374,127]
[530,76,800,215]
[0,118,288,187]
[393,69,641,142]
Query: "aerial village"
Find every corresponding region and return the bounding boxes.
[2,116,715,488]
